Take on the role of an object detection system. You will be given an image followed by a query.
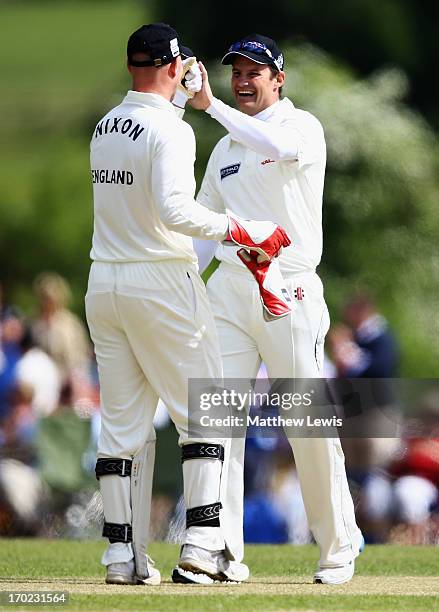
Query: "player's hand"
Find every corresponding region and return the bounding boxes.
[224,213,291,261]
[172,57,202,110]
[183,58,202,95]
[188,62,214,111]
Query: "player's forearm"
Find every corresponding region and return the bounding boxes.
[159,194,228,240]
[206,98,298,161]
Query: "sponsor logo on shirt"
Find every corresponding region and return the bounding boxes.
[261,158,276,165]
[294,287,305,301]
[220,163,241,180]
[281,288,292,303]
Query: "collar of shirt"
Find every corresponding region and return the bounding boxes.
[254,100,281,121]
[122,90,175,114]
[254,98,295,121]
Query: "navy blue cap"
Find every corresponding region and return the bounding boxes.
[127,23,181,67]
[222,34,284,71]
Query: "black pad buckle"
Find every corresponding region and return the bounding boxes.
[186,502,222,528]
[95,458,132,480]
[102,522,132,543]
[181,443,224,463]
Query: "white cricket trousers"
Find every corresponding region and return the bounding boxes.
[85,260,229,558]
[207,262,363,568]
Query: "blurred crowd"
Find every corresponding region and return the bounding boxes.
[0,274,99,536]
[1,277,438,545]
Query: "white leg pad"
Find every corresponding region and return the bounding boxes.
[131,437,156,579]
[183,452,225,552]
[100,472,133,566]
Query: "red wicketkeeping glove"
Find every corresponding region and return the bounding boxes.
[237,249,292,321]
[224,213,291,261]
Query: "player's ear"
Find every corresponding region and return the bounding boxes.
[275,70,285,91]
[168,56,181,80]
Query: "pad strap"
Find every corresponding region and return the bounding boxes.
[186,502,222,528]
[95,458,132,480]
[102,522,132,543]
[181,443,224,463]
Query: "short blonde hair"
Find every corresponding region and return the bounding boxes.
[33,272,71,308]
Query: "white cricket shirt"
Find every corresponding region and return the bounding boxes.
[90,91,228,263]
[197,97,326,274]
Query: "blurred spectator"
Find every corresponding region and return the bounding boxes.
[32,273,90,380]
[243,368,312,545]
[360,437,439,545]
[0,383,37,463]
[328,293,399,378]
[328,293,401,542]
[243,437,311,545]
[0,283,24,421]
[32,272,93,407]
[0,458,45,536]
[16,326,62,419]
[388,394,439,544]
[270,447,312,545]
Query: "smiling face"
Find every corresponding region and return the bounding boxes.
[231,56,285,116]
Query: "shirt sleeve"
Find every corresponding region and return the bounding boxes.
[293,111,326,170]
[206,97,298,161]
[151,120,228,240]
[206,98,325,168]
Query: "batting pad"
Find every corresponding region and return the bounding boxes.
[131,435,156,579]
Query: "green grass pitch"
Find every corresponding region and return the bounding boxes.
[1,540,438,610]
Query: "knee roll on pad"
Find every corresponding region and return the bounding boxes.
[95,458,132,479]
[102,522,132,543]
[181,443,224,463]
[186,502,222,528]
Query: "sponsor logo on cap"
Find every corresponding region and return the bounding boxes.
[220,163,241,180]
[274,53,284,71]
[170,37,179,57]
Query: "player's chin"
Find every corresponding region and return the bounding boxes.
[235,96,257,114]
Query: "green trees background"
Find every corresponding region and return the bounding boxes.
[1,0,438,375]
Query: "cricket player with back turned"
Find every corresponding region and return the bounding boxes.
[189,33,364,585]
[86,23,290,586]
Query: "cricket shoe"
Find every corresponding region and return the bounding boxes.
[313,534,364,585]
[172,544,249,584]
[106,559,161,585]
[313,560,355,585]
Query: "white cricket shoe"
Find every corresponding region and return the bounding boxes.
[172,545,249,584]
[313,560,355,585]
[106,559,161,585]
[223,560,250,582]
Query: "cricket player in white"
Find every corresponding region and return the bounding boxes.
[191,34,364,584]
[86,24,290,586]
